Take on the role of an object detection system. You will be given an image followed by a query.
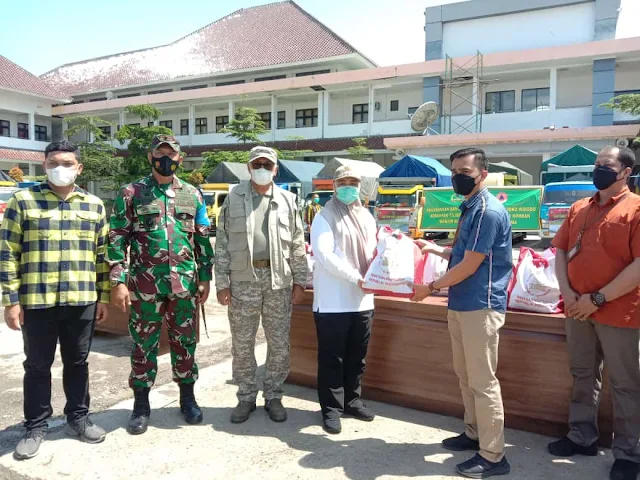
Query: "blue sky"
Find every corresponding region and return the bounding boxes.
[0,0,450,74]
[1,0,637,76]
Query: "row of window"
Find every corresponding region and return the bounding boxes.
[96,100,416,137]
[0,120,48,141]
[485,88,550,114]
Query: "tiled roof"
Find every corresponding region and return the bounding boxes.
[0,148,45,164]
[41,1,373,96]
[0,56,70,101]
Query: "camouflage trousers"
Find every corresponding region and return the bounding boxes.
[129,286,199,389]
[229,267,292,402]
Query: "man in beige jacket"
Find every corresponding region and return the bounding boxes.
[215,146,307,424]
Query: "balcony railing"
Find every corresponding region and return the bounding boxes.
[0,135,51,151]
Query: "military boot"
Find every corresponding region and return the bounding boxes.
[127,387,151,435]
[179,383,203,425]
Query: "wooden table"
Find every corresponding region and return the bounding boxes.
[289,292,614,445]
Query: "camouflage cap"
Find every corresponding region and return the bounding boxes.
[150,134,180,152]
[334,165,361,182]
[249,146,278,164]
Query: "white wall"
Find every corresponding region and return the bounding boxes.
[329,92,369,125]
[442,3,596,58]
[0,91,54,117]
[328,87,422,125]
[373,88,423,122]
[616,62,640,92]
[557,69,593,108]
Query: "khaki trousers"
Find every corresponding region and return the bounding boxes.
[448,309,506,462]
[565,317,640,462]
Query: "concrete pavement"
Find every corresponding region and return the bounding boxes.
[0,340,616,480]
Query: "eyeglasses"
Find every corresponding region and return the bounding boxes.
[250,161,275,171]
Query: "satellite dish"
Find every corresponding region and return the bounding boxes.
[410,102,440,135]
[106,91,114,100]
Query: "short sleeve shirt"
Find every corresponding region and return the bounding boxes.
[448,188,513,313]
[552,187,640,328]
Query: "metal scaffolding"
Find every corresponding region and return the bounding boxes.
[442,51,484,135]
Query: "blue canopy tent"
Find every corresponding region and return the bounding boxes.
[380,155,452,187]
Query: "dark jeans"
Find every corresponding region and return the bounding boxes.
[22,304,96,431]
[314,310,373,419]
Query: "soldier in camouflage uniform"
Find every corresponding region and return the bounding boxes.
[216,146,308,424]
[108,135,214,435]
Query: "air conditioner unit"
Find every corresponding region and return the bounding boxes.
[616,138,630,148]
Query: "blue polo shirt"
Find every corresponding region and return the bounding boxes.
[448,188,513,313]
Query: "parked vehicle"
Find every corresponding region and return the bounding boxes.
[375,155,451,237]
[200,183,230,235]
[539,181,597,239]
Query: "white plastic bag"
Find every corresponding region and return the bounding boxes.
[422,247,449,297]
[363,227,420,297]
[507,247,562,314]
[305,243,314,289]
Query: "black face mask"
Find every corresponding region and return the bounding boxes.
[593,166,622,191]
[152,155,180,177]
[452,173,479,196]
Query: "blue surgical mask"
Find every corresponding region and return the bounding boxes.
[336,186,360,205]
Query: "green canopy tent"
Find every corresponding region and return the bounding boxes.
[540,145,597,184]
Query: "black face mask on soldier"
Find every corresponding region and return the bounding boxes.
[451,173,479,196]
[152,155,180,177]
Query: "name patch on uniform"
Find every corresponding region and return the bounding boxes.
[175,191,195,208]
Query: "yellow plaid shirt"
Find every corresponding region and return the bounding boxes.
[0,183,110,309]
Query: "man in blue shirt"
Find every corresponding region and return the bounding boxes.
[412,147,513,479]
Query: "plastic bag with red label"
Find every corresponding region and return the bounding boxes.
[507,247,563,314]
[421,242,449,297]
[363,227,425,298]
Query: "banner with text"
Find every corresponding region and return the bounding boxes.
[420,187,542,232]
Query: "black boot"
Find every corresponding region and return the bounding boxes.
[179,383,203,425]
[127,387,150,435]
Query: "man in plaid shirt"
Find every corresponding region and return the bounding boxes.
[0,141,110,460]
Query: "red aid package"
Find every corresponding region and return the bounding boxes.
[507,247,563,314]
[362,227,425,298]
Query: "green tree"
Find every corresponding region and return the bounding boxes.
[601,94,640,144]
[115,105,173,184]
[347,137,374,160]
[221,107,267,144]
[64,115,124,190]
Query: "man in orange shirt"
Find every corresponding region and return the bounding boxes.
[550,146,640,480]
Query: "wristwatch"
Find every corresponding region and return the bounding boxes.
[428,281,440,293]
[110,279,124,288]
[590,292,606,307]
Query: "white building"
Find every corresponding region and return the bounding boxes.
[44,0,640,178]
[0,56,70,175]
[387,0,640,175]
